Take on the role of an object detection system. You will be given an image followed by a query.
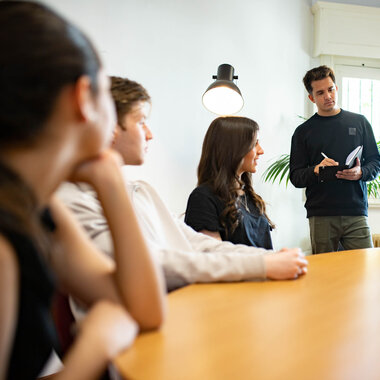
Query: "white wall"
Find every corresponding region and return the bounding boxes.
[41,0,314,252]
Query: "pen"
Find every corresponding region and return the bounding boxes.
[321,152,329,159]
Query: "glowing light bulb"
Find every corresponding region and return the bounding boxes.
[202,85,244,115]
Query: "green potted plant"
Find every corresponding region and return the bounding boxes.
[262,141,380,198]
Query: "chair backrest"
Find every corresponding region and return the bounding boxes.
[51,291,75,354]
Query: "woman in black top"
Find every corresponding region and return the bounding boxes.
[185,116,274,248]
[0,2,165,379]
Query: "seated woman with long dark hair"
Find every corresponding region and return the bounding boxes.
[185,116,274,249]
[0,2,165,379]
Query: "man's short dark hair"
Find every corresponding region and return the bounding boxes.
[303,65,336,95]
[111,76,151,130]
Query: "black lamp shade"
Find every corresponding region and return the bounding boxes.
[202,64,244,115]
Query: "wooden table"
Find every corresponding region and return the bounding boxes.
[114,248,380,380]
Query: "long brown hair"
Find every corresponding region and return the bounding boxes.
[197,116,274,236]
[0,162,50,254]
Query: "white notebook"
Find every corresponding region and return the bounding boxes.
[345,145,363,169]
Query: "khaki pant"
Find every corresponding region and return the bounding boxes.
[308,215,373,254]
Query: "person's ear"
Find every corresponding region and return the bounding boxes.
[308,93,315,103]
[74,75,97,123]
[111,124,121,146]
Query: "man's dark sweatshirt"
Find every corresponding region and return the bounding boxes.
[290,109,380,218]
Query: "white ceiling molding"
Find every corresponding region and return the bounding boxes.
[312,1,380,59]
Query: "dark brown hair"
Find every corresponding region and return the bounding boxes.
[303,65,336,95]
[197,116,274,236]
[110,76,151,130]
[0,1,101,252]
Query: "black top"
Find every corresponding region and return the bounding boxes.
[0,164,59,379]
[185,184,273,249]
[290,109,380,217]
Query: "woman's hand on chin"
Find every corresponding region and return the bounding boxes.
[69,149,124,188]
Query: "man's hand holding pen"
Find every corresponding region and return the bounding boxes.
[314,152,339,175]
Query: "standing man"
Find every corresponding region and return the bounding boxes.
[290,65,380,254]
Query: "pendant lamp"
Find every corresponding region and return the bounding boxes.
[202,63,244,115]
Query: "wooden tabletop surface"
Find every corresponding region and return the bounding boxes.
[114,248,380,380]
